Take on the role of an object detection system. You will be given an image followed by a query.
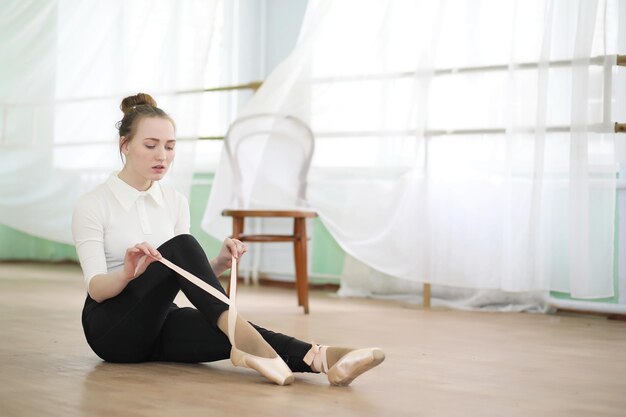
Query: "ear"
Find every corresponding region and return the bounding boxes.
[120,137,129,154]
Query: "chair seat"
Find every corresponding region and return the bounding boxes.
[222,209,318,218]
[237,234,298,243]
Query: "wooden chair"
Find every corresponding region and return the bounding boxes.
[221,114,317,314]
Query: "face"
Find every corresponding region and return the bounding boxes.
[121,117,176,183]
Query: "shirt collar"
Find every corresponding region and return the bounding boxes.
[106,172,164,211]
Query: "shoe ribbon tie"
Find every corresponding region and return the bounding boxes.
[158,256,239,346]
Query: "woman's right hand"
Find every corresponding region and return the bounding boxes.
[123,242,162,280]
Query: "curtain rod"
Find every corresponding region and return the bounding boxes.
[313,54,625,84]
[197,123,624,141]
[175,81,263,95]
[49,123,625,145]
[0,82,264,106]
[311,124,620,138]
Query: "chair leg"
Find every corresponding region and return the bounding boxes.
[293,218,310,314]
[227,216,245,297]
[423,283,431,308]
[293,238,304,307]
[248,218,263,286]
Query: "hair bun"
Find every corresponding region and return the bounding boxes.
[120,93,157,115]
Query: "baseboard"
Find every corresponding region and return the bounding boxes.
[556,308,626,321]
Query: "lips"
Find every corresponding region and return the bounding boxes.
[152,165,165,169]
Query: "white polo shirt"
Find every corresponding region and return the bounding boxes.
[72,173,190,286]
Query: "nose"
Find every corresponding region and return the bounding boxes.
[156,148,166,161]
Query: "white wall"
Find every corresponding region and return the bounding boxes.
[237,0,308,82]
[264,0,308,76]
[236,0,263,83]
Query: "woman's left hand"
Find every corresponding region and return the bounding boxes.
[212,238,247,274]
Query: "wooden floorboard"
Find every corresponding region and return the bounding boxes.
[1,261,625,417]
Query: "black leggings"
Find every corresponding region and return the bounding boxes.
[81,234,313,372]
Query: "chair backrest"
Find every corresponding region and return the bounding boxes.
[223,113,315,208]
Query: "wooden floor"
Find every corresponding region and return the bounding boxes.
[1,262,625,417]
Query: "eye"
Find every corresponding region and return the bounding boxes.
[145,145,156,149]
[166,146,175,151]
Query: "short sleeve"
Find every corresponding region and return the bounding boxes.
[72,195,108,287]
[174,192,191,236]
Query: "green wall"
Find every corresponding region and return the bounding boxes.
[550,194,620,304]
[0,225,77,261]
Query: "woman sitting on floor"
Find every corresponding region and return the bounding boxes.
[72,93,384,386]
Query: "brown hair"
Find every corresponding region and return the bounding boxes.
[116,93,175,157]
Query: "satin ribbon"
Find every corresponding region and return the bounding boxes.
[158,256,239,346]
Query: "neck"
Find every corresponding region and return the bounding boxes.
[118,167,152,191]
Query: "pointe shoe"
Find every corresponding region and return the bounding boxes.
[225,257,293,386]
[305,345,385,386]
[327,348,385,386]
[230,347,294,386]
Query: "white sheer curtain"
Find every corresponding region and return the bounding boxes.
[203,0,620,304]
[0,0,224,244]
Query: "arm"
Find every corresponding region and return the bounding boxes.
[210,238,248,276]
[72,194,163,302]
[87,270,132,303]
[88,242,162,303]
[209,259,225,276]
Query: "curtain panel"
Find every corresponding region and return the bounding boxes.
[203,0,620,299]
[0,0,225,244]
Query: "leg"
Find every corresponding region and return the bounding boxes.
[132,235,298,382]
[153,234,230,325]
[151,307,231,363]
[83,234,229,362]
[151,307,315,374]
[251,323,313,373]
[154,235,381,382]
[82,275,181,363]
[151,305,384,383]
[148,234,294,384]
